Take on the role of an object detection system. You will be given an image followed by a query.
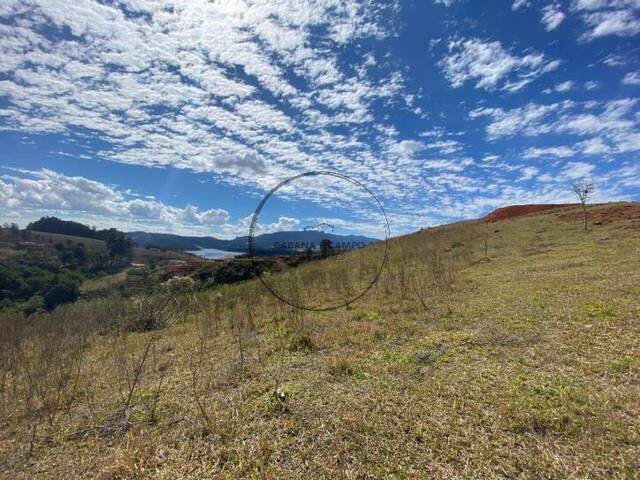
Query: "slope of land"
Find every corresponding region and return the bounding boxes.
[483,203,576,222]
[0,228,197,310]
[1,203,639,479]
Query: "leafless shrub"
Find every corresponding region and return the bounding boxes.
[138,342,167,424]
[572,182,594,232]
[126,293,173,332]
[102,291,180,434]
[18,314,88,453]
[428,250,456,290]
[163,276,198,323]
[187,296,222,433]
[410,265,432,314]
[106,332,150,434]
[0,312,26,416]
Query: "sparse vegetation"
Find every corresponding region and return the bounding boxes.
[0,203,639,479]
[572,181,595,232]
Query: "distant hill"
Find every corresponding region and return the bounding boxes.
[126,230,379,254]
[125,231,228,251]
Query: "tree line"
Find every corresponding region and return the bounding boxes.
[1,217,134,314]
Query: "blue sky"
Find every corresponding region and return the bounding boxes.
[1,0,639,238]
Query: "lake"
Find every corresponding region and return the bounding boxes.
[187,248,242,259]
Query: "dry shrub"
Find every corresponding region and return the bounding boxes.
[126,294,172,332]
[16,311,89,452]
[187,295,223,433]
[0,311,26,417]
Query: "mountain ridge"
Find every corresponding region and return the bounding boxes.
[126,229,379,253]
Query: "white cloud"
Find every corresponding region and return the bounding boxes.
[0,1,637,235]
[562,161,595,180]
[513,0,531,10]
[482,154,501,163]
[439,38,560,92]
[614,131,640,152]
[541,3,566,30]
[578,137,611,154]
[602,53,628,66]
[0,168,230,232]
[584,80,601,89]
[0,0,406,195]
[573,1,640,40]
[470,102,568,138]
[387,140,425,157]
[471,98,640,155]
[234,214,301,237]
[424,139,463,154]
[622,71,640,84]
[519,166,539,181]
[523,146,575,159]
[555,80,574,92]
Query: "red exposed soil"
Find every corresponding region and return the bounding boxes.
[165,259,206,275]
[557,203,640,228]
[482,204,575,223]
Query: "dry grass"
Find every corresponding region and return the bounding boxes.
[0,203,639,479]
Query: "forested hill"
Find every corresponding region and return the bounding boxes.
[27,216,122,241]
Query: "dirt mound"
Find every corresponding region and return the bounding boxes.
[483,204,575,223]
[557,203,640,228]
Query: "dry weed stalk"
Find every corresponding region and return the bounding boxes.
[104,291,177,434]
[187,293,222,432]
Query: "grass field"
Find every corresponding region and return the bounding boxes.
[1,203,639,479]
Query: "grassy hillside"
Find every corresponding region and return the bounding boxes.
[1,203,639,479]
[0,227,200,311]
[27,230,196,264]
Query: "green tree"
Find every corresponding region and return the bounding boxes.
[43,278,79,311]
[22,295,44,315]
[73,243,87,265]
[105,229,133,264]
[320,238,333,257]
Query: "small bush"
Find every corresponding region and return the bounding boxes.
[43,279,79,311]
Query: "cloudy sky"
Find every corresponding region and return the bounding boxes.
[1,0,639,238]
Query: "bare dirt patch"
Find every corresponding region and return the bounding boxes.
[483,204,575,223]
[557,203,640,229]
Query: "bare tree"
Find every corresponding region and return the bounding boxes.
[571,182,594,232]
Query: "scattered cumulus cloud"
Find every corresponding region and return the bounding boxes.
[0,0,405,193]
[602,53,628,66]
[439,38,560,92]
[562,161,595,180]
[513,0,531,11]
[519,166,539,181]
[0,0,638,233]
[555,80,574,92]
[622,71,640,84]
[578,137,610,154]
[541,3,566,30]
[0,168,229,230]
[572,1,640,40]
[523,146,575,159]
[470,98,639,155]
[544,80,574,93]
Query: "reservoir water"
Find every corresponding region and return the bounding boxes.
[187,248,242,259]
